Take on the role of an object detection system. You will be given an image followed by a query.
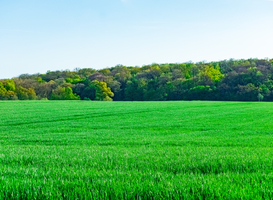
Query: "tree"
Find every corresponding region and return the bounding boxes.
[16,86,37,100]
[125,79,144,101]
[50,86,80,100]
[0,81,18,100]
[1,79,16,91]
[5,91,18,100]
[187,85,215,100]
[198,64,224,84]
[0,82,7,100]
[236,83,259,101]
[78,84,96,100]
[2,58,273,102]
[257,93,264,102]
[35,80,56,99]
[91,80,114,101]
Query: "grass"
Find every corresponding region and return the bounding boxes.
[1,101,273,199]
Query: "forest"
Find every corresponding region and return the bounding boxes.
[1,58,273,101]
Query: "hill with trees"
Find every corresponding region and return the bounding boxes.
[1,58,273,101]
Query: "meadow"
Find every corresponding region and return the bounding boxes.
[1,101,273,199]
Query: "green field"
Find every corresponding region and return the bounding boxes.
[1,101,273,199]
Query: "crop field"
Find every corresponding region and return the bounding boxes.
[1,101,273,199]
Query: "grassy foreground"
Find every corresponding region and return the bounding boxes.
[1,101,273,199]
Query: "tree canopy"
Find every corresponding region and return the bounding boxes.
[1,58,273,101]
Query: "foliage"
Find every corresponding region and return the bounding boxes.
[0,80,18,100]
[50,86,80,100]
[91,80,114,101]
[258,93,264,101]
[16,86,37,100]
[2,58,273,101]
[1,79,16,91]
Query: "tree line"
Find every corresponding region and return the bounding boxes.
[1,58,273,101]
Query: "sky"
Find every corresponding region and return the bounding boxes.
[1,0,273,79]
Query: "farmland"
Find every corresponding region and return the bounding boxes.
[1,101,273,199]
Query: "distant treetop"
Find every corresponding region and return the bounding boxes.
[1,58,273,101]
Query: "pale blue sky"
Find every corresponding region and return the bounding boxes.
[1,0,273,79]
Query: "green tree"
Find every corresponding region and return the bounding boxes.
[199,64,224,82]
[0,82,7,100]
[257,93,264,102]
[50,86,80,100]
[2,79,16,91]
[5,91,18,100]
[91,80,114,101]
[16,86,37,100]
[0,81,18,100]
